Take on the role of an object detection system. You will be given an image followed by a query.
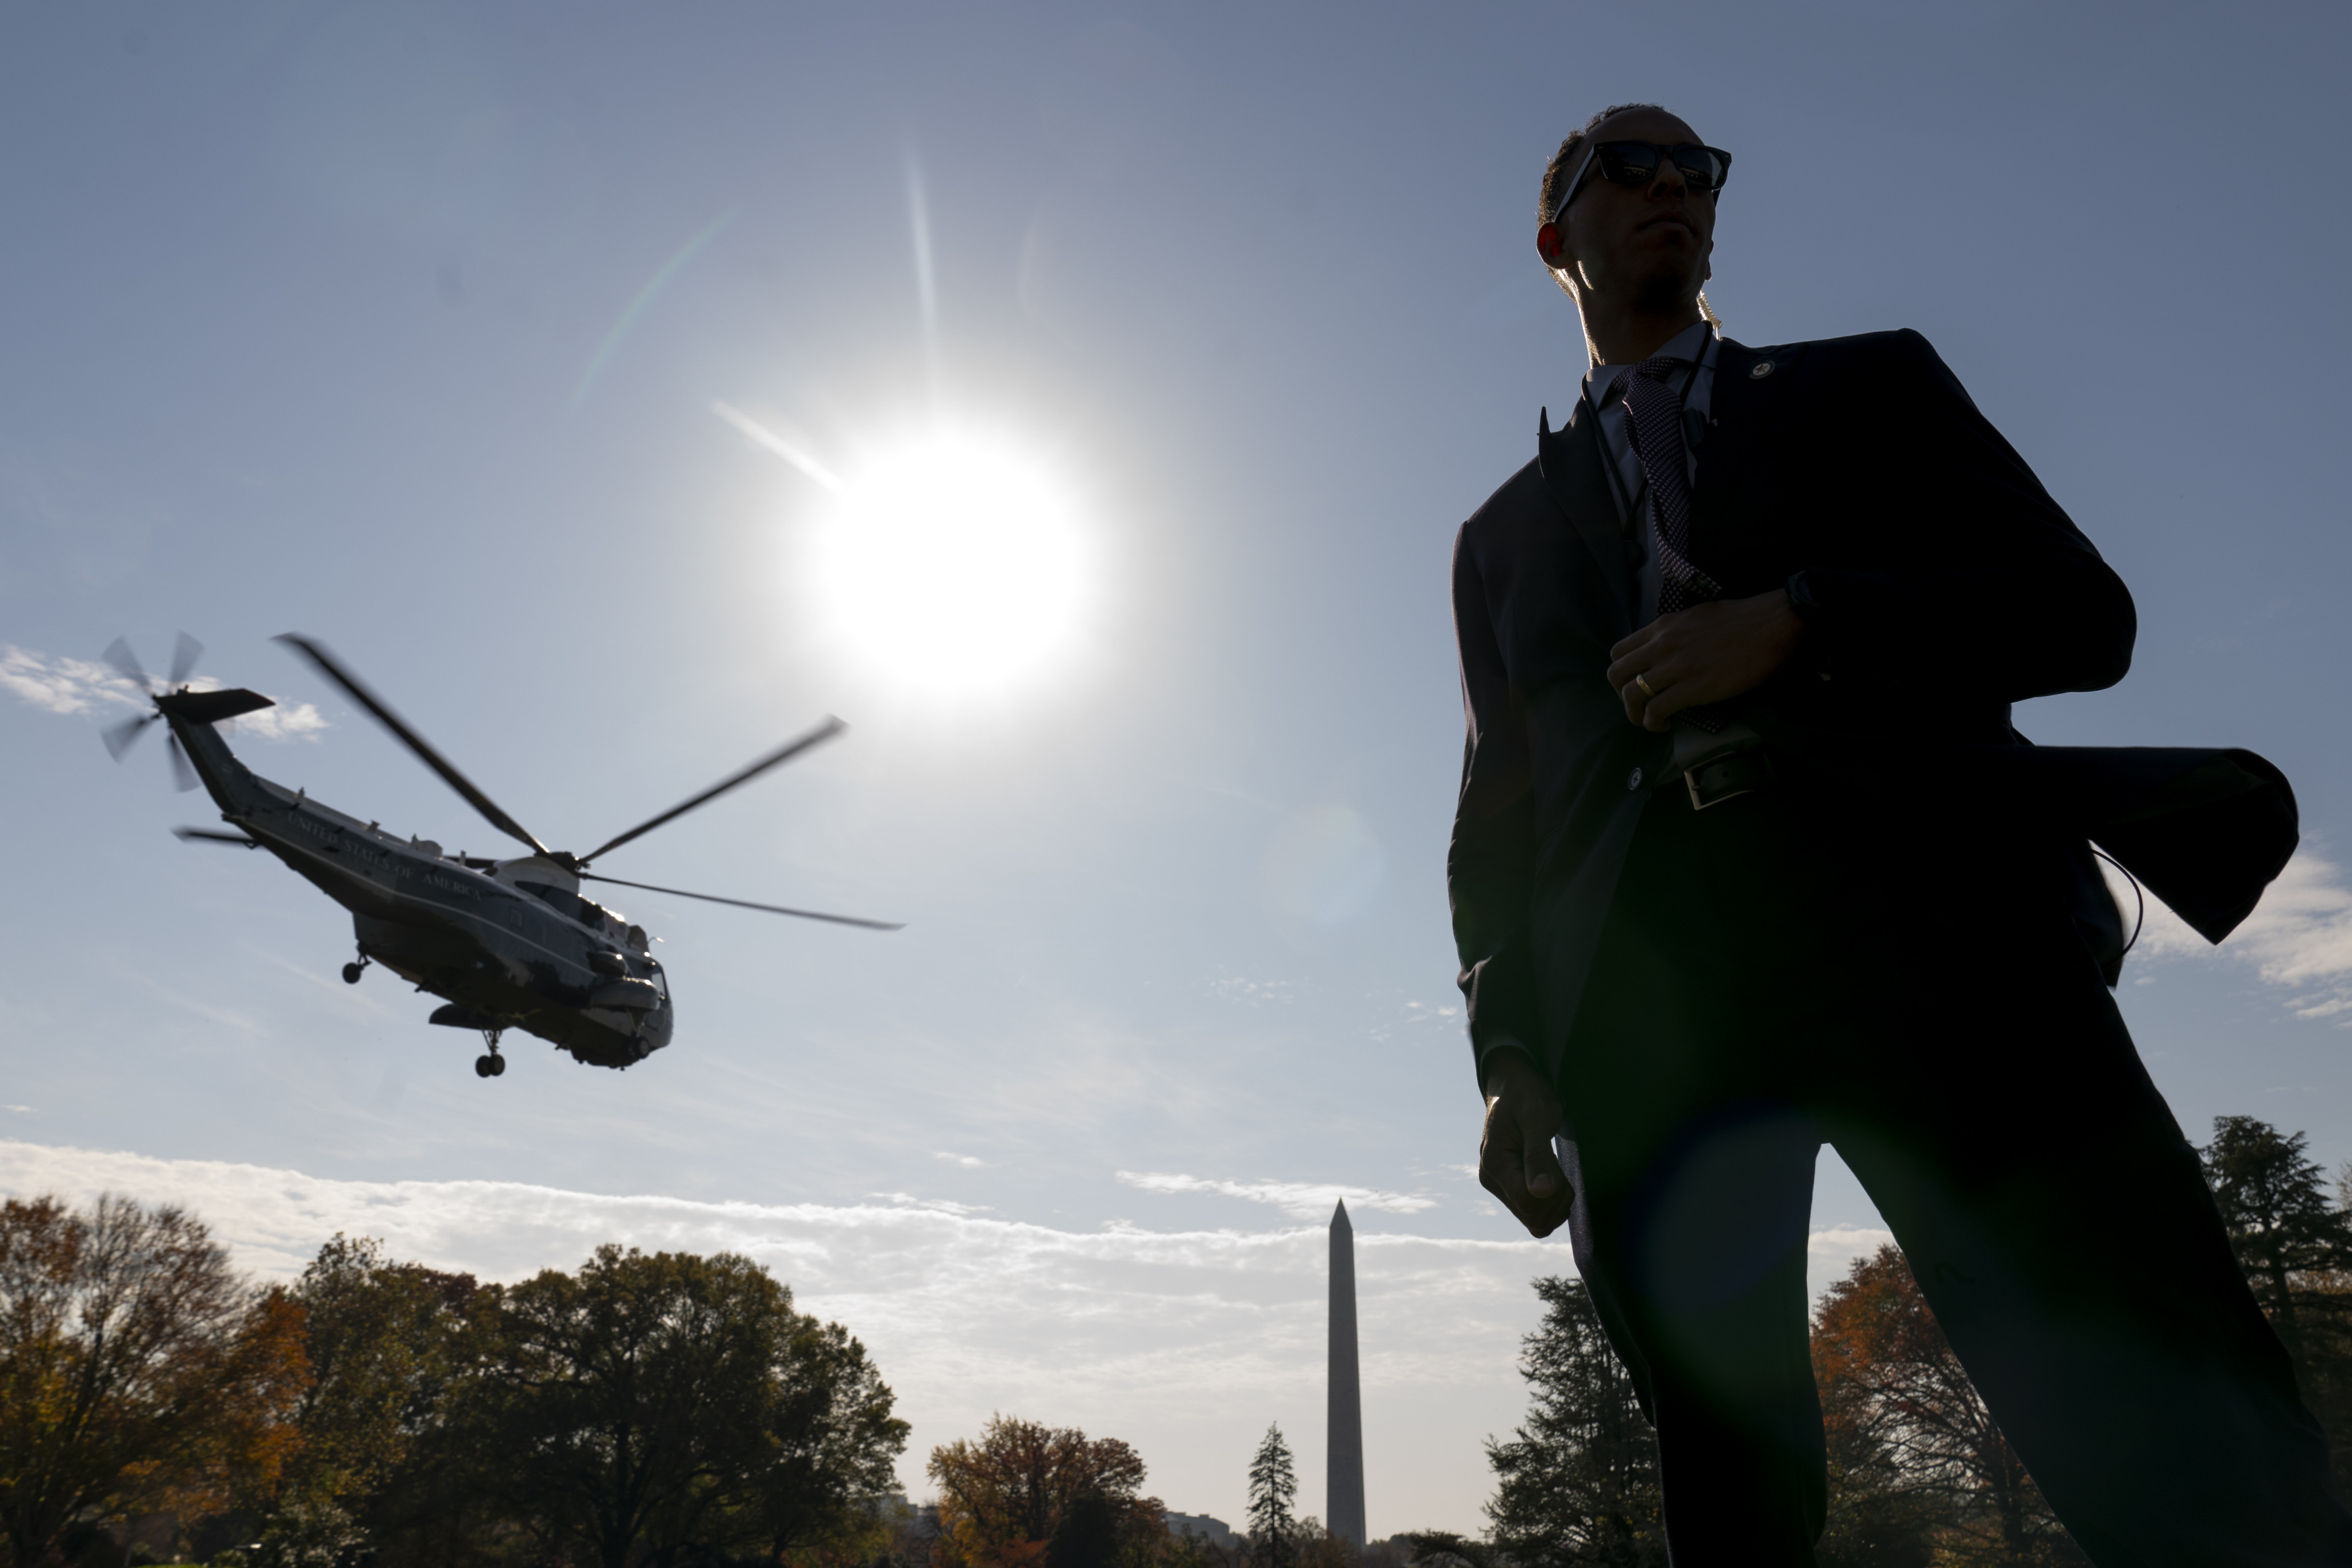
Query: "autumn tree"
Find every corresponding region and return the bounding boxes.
[1244,1425,1298,1568]
[448,1244,906,1568]
[0,1194,308,1568]
[1046,1492,1122,1568]
[1478,1277,1663,1566]
[1811,1246,2083,1567]
[252,1235,480,1568]
[929,1416,1158,1568]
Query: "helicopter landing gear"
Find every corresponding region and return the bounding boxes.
[473,1028,506,1079]
[341,954,370,984]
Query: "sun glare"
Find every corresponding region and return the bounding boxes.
[816,432,1089,693]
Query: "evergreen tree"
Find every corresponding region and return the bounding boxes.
[2202,1116,2352,1500]
[1246,1425,1298,1568]
[2202,1117,2352,1358]
[1482,1277,1664,1566]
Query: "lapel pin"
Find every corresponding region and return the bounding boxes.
[1749,360,1776,379]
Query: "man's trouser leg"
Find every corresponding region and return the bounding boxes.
[1561,1103,1827,1563]
[1556,788,2352,1565]
[1558,793,1836,1565]
[1830,891,2352,1567]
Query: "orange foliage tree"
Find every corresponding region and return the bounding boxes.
[928,1416,1161,1568]
[1811,1244,2080,1567]
[0,1194,308,1568]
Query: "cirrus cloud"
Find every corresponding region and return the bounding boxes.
[1116,1169,1438,1220]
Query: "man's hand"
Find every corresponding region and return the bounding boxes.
[1604,589,1803,731]
[1480,1046,1574,1238]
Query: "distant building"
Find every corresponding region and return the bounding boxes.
[1167,1512,1238,1548]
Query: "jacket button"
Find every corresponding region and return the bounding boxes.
[1627,767,1644,791]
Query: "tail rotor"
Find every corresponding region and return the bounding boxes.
[101,632,208,791]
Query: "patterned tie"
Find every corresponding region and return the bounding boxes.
[1620,354,1724,732]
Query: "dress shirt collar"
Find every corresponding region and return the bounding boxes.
[1584,321,1718,408]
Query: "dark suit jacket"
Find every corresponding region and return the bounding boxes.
[1447,329,2297,1090]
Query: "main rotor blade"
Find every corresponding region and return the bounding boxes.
[174,826,260,848]
[168,631,204,688]
[102,636,153,692]
[103,712,159,761]
[167,732,199,792]
[577,716,845,866]
[274,634,549,856]
[578,872,901,930]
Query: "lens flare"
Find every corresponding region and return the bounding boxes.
[816,433,1088,692]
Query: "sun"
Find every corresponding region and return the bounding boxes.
[814,431,1090,693]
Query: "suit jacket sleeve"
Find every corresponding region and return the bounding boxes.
[1794,330,2137,703]
[1447,523,1543,1086]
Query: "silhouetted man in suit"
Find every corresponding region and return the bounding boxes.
[1449,102,2352,1564]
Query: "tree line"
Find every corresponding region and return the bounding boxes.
[0,1199,906,1568]
[23,1113,2334,1568]
[899,1413,1407,1568]
[0,1203,1418,1568]
[1477,1114,2352,1567]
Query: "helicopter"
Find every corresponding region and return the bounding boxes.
[102,632,897,1079]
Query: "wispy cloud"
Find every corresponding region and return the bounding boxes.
[871,1191,995,1216]
[2107,851,2352,1020]
[1205,974,1293,1007]
[933,1152,987,1168]
[1808,1223,1897,1276]
[1,645,145,715]
[1117,1171,1438,1220]
[235,704,329,740]
[0,644,325,739]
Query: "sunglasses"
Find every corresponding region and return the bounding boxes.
[1552,141,1733,223]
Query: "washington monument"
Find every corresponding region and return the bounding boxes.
[1328,1199,1365,1546]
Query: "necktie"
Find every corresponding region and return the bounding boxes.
[1619,354,1724,732]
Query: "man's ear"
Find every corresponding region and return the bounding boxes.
[1536,221,1569,269]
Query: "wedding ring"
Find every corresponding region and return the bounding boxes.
[1634,673,1656,698]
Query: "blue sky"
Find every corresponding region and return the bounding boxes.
[5,0,2352,1536]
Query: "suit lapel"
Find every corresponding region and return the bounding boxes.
[1690,337,1798,543]
[1538,399,1635,639]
